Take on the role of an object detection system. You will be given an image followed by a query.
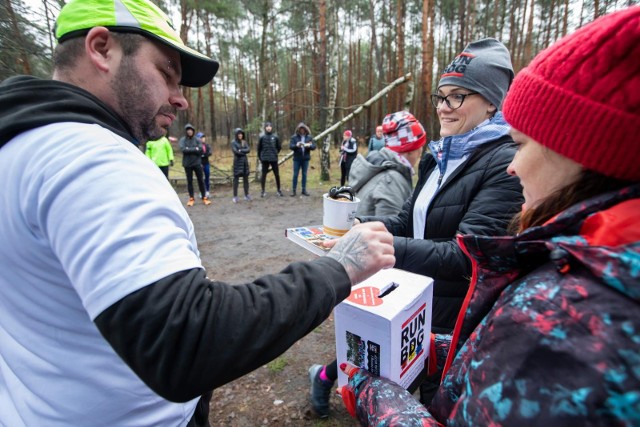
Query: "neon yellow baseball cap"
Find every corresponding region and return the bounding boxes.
[55,0,219,87]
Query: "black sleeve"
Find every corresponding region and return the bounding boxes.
[94,257,350,402]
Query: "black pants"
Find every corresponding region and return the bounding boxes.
[187,390,213,427]
[419,371,441,406]
[325,359,338,382]
[340,161,352,186]
[159,165,169,178]
[185,165,206,198]
[260,160,281,192]
[233,174,250,197]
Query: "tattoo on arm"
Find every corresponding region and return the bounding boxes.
[327,233,368,283]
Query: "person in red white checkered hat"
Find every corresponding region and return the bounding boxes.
[347,111,427,216]
[381,111,426,153]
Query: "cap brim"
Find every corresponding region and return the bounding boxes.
[146,32,219,87]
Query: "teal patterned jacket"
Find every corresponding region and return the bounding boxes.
[342,184,640,426]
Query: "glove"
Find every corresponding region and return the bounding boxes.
[338,362,432,425]
[170,160,174,166]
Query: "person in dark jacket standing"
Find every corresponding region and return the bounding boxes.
[309,38,523,418]
[231,128,251,203]
[257,121,282,197]
[339,8,640,426]
[197,132,212,198]
[179,123,211,206]
[289,122,315,197]
[339,130,357,186]
[0,0,397,425]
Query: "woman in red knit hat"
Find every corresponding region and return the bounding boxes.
[338,6,640,426]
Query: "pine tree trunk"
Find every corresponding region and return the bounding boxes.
[395,0,406,111]
[321,16,339,182]
[202,13,217,140]
[6,0,32,75]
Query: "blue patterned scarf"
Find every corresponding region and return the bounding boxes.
[428,112,510,176]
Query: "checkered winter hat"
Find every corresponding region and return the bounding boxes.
[382,111,426,153]
[503,6,640,181]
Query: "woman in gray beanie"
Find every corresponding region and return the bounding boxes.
[308,38,524,418]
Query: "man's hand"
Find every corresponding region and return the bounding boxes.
[325,222,394,286]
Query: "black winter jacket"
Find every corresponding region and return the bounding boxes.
[289,123,316,161]
[231,128,251,177]
[258,132,281,162]
[360,137,523,333]
[179,135,203,168]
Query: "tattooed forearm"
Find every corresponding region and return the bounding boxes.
[323,221,395,287]
[326,233,368,285]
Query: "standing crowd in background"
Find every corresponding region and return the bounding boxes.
[144,119,398,205]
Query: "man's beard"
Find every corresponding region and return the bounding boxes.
[112,57,175,143]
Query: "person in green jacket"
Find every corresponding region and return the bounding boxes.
[146,135,174,178]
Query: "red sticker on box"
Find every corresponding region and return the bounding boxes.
[347,286,383,306]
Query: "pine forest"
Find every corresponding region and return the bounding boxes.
[2,0,637,151]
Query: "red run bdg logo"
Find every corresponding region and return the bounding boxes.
[442,52,475,78]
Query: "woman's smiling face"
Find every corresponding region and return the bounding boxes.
[436,85,496,137]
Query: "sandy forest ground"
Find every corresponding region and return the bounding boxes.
[178,167,357,426]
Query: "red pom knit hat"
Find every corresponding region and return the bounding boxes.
[382,111,427,153]
[343,130,352,138]
[503,6,640,181]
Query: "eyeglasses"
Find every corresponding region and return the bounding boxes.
[430,92,479,110]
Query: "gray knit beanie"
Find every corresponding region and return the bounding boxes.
[438,38,514,109]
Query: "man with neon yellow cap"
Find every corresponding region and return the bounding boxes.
[0,0,396,425]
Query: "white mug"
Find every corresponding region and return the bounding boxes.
[323,193,360,237]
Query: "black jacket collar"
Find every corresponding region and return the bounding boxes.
[0,75,136,148]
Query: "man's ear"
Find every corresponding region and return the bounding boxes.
[84,27,120,73]
[487,104,497,115]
